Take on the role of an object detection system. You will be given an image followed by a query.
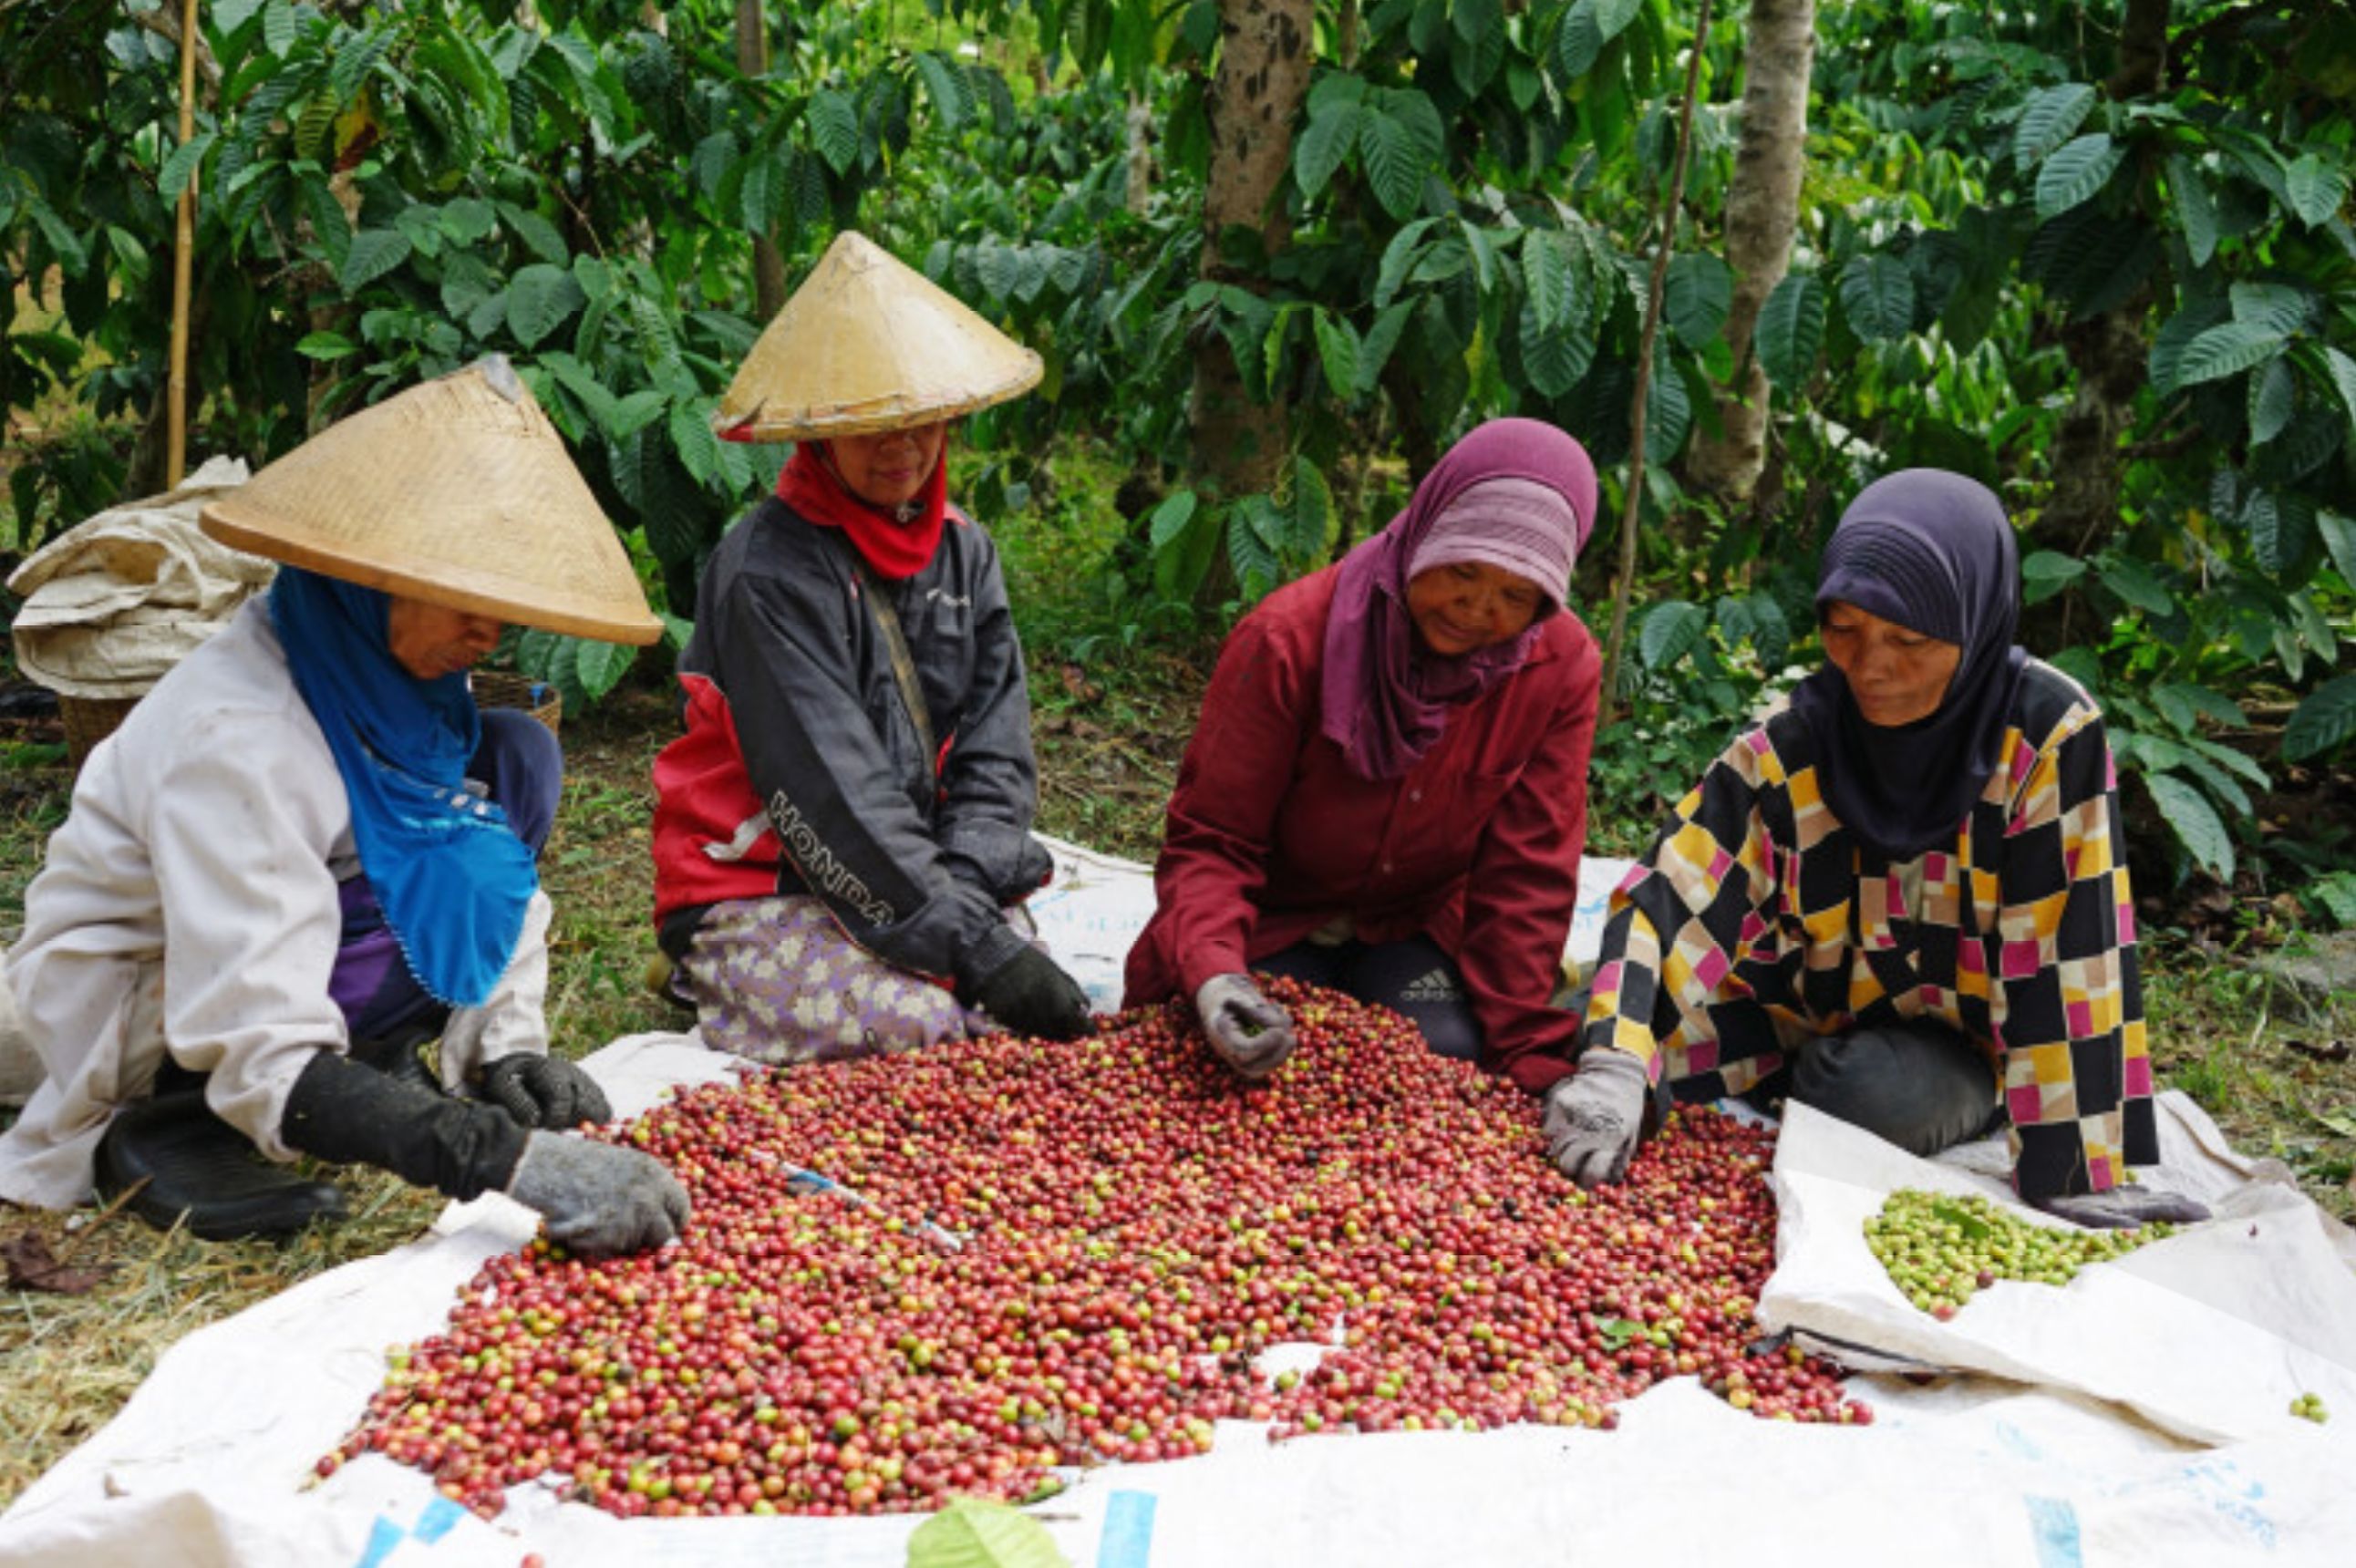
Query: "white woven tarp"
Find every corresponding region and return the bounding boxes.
[1027,836,1632,1014]
[6,456,270,699]
[4,841,2351,1563]
[3,1031,2351,1567]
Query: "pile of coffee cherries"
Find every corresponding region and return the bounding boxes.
[331,980,1868,1519]
[1864,1187,2175,1319]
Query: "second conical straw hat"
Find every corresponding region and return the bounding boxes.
[712,231,1042,442]
[201,358,660,645]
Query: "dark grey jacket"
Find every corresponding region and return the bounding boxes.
[652,496,1050,993]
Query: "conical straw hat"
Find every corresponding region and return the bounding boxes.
[201,358,660,645]
[712,231,1041,443]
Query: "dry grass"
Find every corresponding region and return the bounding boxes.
[0,1167,442,1502]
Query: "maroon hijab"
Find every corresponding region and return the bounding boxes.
[1320,418,1598,781]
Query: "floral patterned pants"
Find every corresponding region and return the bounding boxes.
[677,895,1028,1067]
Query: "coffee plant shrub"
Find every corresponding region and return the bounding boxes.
[1779,4,2356,892]
[1864,1188,2176,1322]
[329,982,1869,1521]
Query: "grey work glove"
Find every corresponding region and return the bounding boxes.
[2031,1185,2211,1231]
[504,1131,690,1259]
[1544,1048,1650,1186]
[968,944,1094,1041]
[478,1053,613,1130]
[1194,973,1297,1080]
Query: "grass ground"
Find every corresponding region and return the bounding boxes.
[0,500,2350,1508]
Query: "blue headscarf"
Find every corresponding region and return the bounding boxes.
[269,568,535,1007]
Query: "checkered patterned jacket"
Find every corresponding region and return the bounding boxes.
[1579,658,2157,1202]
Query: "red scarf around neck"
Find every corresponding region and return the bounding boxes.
[774,440,950,580]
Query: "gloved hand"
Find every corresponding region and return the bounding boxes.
[479,1053,613,1130]
[1543,1048,1650,1186]
[1194,973,1297,1079]
[505,1131,690,1258]
[969,944,1094,1041]
[2030,1185,2211,1231]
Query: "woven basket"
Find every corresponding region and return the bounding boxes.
[60,693,147,771]
[470,670,563,737]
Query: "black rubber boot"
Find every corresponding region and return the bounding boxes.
[94,1091,348,1243]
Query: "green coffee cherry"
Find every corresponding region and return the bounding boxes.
[2290,1392,2330,1424]
[1863,1189,2175,1319]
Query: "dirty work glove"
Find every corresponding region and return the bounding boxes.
[1194,973,1297,1080]
[1544,1048,1649,1186]
[2030,1186,2211,1231]
[505,1132,690,1259]
[969,944,1094,1041]
[479,1053,612,1130]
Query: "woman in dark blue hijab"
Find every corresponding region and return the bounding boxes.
[1549,470,2206,1228]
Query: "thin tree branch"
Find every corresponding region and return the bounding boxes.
[1599,0,1718,714]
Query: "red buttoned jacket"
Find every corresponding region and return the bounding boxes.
[1122,566,1601,1093]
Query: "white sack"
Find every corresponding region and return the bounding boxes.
[7,456,269,699]
[1757,1096,2356,1444]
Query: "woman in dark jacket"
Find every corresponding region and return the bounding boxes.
[1124,419,1603,1105]
[653,232,1091,1062]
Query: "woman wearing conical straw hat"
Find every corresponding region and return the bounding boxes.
[0,359,689,1254]
[652,232,1092,1060]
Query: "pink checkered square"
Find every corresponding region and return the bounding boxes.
[2001,939,2041,979]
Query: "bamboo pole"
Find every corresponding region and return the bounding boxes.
[166,0,198,488]
[1597,0,1718,716]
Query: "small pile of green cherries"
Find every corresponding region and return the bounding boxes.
[2289,1392,2330,1424]
[1864,1189,2176,1320]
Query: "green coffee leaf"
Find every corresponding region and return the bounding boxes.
[905,1497,1070,1568]
[2144,772,2234,881]
[2285,676,2356,762]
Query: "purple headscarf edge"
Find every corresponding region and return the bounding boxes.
[1319,418,1599,782]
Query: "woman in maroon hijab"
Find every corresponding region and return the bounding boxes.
[1123,419,1603,1100]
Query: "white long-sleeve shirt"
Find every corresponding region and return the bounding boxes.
[0,598,551,1209]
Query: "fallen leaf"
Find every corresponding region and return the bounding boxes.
[3,1230,112,1295]
[1057,665,1102,704]
[2285,1038,2352,1064]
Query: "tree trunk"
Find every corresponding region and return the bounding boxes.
[1124,93,1154,215]
[1188,0,1313,501]
[1682,0,1814,508]
[735,0,788,322]
[1598,0,1717,714]
[2110,0,2170,97]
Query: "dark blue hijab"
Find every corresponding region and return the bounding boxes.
[1788,469,2030,861]
[270,569,535,1007]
